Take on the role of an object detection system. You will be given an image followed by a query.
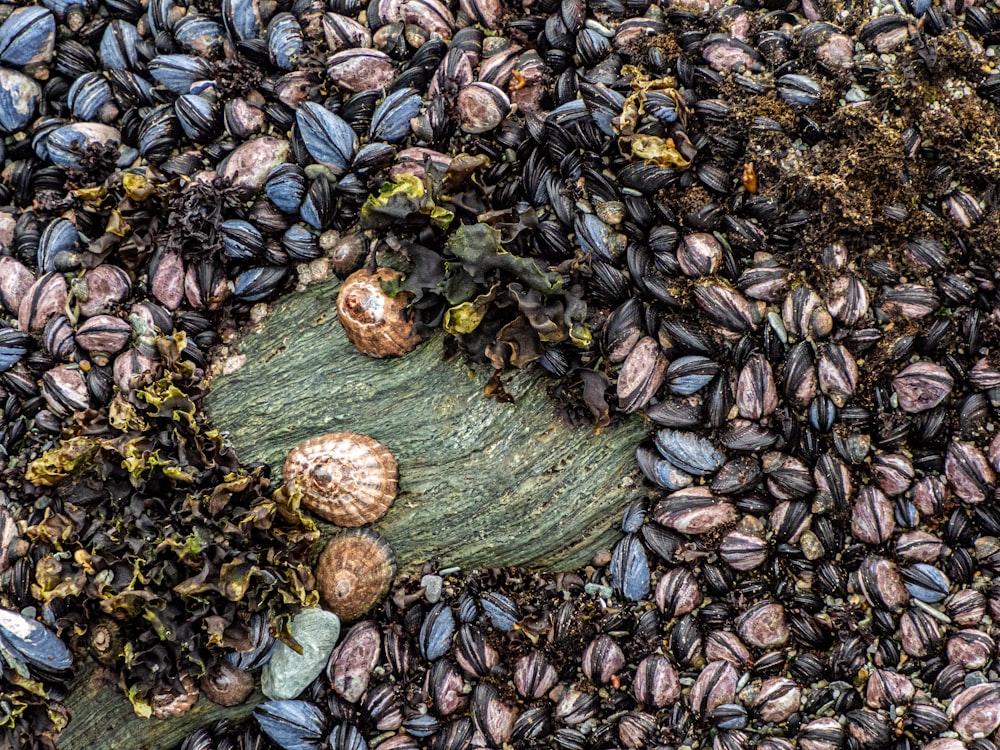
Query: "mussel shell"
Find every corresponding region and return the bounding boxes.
[265,163,307,213]
[222,0,264,42]
[175,94,219,141]
[37,218,79,273]
[282,224,320,261]
[419,602,455,662]
[327,48,396,92]
[0,608,73,675]
[370,87,421,143]
[174,14,226,58]
[98,19,141,71]
[75,315,132,358]
[267,12,304,70]
[654,430,725,476]
[220,219,266,260]
[0,7,55,68]
[219,137,290,194]
[608,533,650,601]
[233,266,289,302]
[254,700,327,750]
[0,69,41,134]
[68,72,115,122]
[456,82,510,134]
[18,272,67,333]
[296,101,359,173]
[46,122,122,169]
[327,620,381,704]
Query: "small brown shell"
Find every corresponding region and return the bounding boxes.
[336,268,421,358]
[151,672,199,719]
[200,662,255,707]
[284,432,398,526]
[316,528,396,622]
[87,619,123,667]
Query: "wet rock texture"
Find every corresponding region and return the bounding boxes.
[204,279,648,573]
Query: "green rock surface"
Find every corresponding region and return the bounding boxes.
[202,275,648,574]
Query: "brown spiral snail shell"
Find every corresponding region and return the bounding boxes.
[87,619,123,667]
[199,662,255,707]
[336,268,422,358]
[283,432,398,526]
[316,528,397,622]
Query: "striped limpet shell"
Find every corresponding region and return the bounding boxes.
[283,432,398,526]
[316,528,397,622]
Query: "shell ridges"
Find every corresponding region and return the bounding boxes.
[284,431,399,526]
[316,528,397,622]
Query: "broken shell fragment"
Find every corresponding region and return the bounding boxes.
[151,672,200,719]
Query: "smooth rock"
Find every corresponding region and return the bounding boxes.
[261,608,340,700]
[422,574,443,603]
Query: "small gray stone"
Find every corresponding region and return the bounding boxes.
[844,85,868,103]
[584,583,613,599]
[422,574,443,603]
[261,608,340,700]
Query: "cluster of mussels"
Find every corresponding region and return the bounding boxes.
[0,0,998,742]
[188,556,1000,750]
